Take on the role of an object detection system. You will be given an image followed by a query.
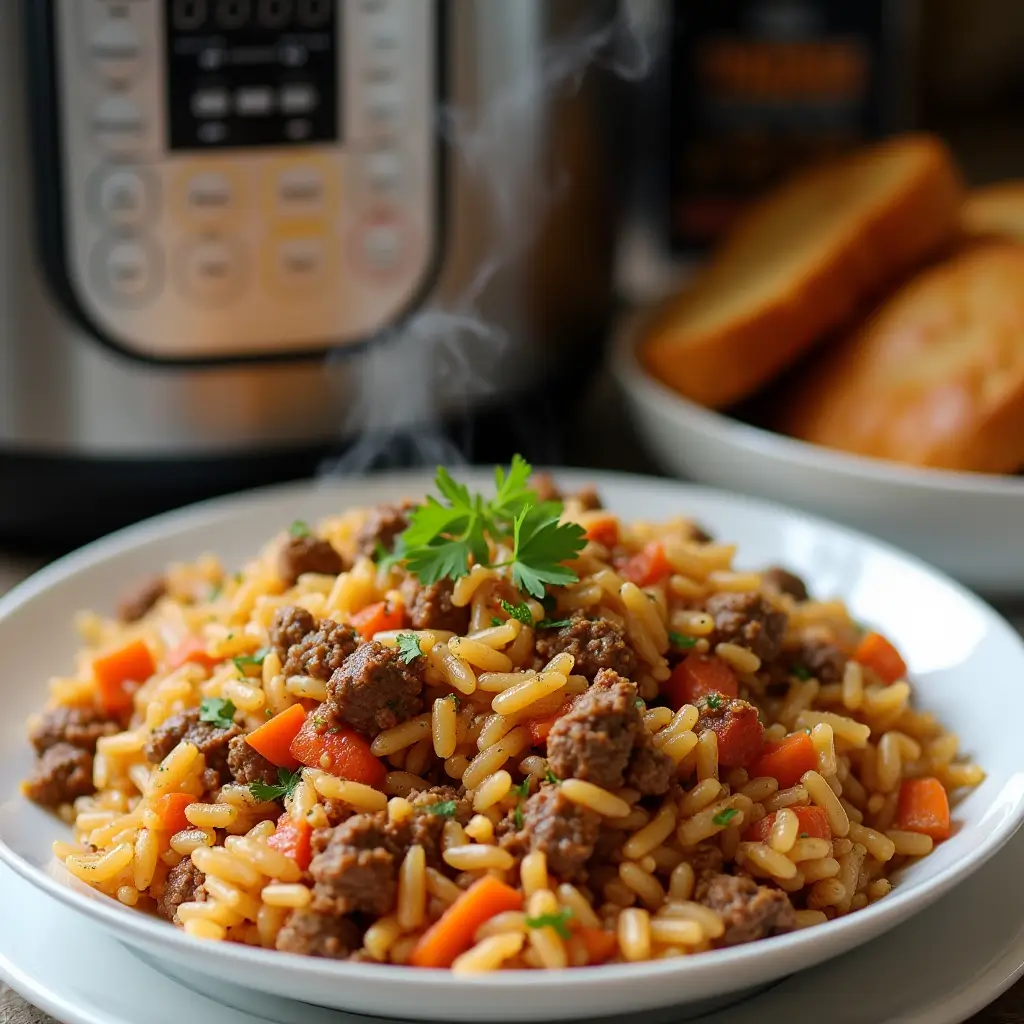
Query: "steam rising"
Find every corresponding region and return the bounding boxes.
[319,3,654,477]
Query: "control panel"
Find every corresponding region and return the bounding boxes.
[49,0,440,361]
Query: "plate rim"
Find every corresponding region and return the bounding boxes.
[3,468,1024,999]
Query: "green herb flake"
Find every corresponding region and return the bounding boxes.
[233,647,269,674]
[513,804,524,830]
[544,770,560,786]
[448,693,461,709]
[537,618,572,630]
[265,708,274,719]
[792,665,813,681]
[712,807,739,827]
[500,599,534,625]
[799,832,809,839]
[667,630,697,650]
[491,616,503,627]
[199,697,237,730]
[706,692,723,710]
[289,520,312,538]
[424,800,458,818]
[635,698,645,709]
[249,767,303,803]
[311,712,327,730]
[525,908,573,940]
[540,592,557,614]
[512,779,532,800]
[395,633,424,665]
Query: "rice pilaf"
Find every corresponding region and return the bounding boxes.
[23,460,983,971]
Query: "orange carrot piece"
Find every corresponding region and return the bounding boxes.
[267,813,313,871]
[619,542,672,587]
[409,875,524,968]
[289,716,386,787]
[166,636,220,672]
[578,926,618,964]
[744,805,831,844]
[853,631,907,685]
[244,704,306,769]
[897,777,951,841]
[92,639,156,717]
[584,516,619,550]
[665,654,738,709]
[351,599,406,640]
[748,732,818,789]
[152,792,193,834]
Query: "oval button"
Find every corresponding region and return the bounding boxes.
[93,95,146,153]
[91,19,142,83]
[177,238,245,303]
[94,168,154,227]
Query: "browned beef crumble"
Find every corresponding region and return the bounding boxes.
[143,707,240,783]
[275,909,361,958]
[278,534,346,586]
[501,785,601,880]
[117,575,166,623]
[402,578,470,635]
[796,636,848,685]
[534,613,637,681]
[762,567,809,603]
[226,734,279,787]
[23,743,95,807]
[705,591,787,663]
[354,501,415,558]
[30,704,119,756]
[326,640,424,737]
[158,859,206,922]
[697,873,797,946]
[283,619,360,680]
[269,605,316,660]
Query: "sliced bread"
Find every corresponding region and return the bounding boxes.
[641,134,964,408]
[777,243,1024,473]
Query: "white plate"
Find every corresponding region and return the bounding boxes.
[611,311,1024,596]
[2,471,1024,1022]
[6,810,1024,1024]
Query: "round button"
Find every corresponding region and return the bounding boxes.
[365,82,404,127]
[94,168,153,227]
[91,19,142,83]
[177,168,243,226]
[92,237,161,306]
[93,95,146,153]
[363,150,403,195]
[269,234,336,292]
[178,238,245,303]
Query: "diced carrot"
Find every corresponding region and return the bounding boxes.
[410,876,524,968]
[897,777,951,841]
[743,805,831,844]
[92,639,156,717]
[584,516,619,550]
[267,813,313,871]
[748,732,819,789]
[166,636,220,672]
[853,631,907,685]
[289,715,387,788]
[619,542,672,587]
[152,792,193,834]
[665,654,738,710]
[351,598,406,640]
[244,703,306,769]
[578,926,618,964]
[700,699,764,769]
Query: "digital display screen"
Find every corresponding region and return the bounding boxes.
[165,0,340,151]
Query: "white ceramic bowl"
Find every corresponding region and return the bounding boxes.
[2,471,1024,1022]
[612,312,1024,597]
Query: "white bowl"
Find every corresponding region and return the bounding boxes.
[2,471,1024,1021]
[612,312,1024,596]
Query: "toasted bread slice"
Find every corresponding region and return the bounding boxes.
[777,243,1024,473]
[641,135,963,408]
[961,182,1024,243]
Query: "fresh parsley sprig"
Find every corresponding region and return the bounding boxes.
[525,908,573,940]
[395,634,424,665]
[199,697,236,730]
[249,767,303,803]
[500,600,534,626]
[233,648,269,675]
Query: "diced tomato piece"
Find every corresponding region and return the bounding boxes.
[289,716,387,788]
[665,654,738,710]
[152,792,193,834]
[584,516,619,549]
[619,542,672,587]
[706,703,765,769]
[743,805,831,844]
[166,636,220,672]
[897,777,951,841]
[524,696,580,746]
[267,813,313,871]
[351,599,406,640]
[577,927,618,964]
[748,732,818,789]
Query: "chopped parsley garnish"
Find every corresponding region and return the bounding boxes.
[449,693,461,709]
[544,770,560,786]
[249,767,303,803]
[394,457,587,599]
[491,616,503,627]
[372,540,403,572]
[311,712,327,730]
[525,908,573,940]
[540,592,557,614]
[511,778,532,800]
[792,665,813,681]
[500,599,534,625]
[667,630,697,650]
[199,697,236,729]
[233,647,269,674]
[537,618,572,630]
[513,804,524,830]
[635,698,645,709]
[799,832,809,839]
[289,519,311,538]
[395,633,424,665]
[425,800,458,818]
[265,708,274,719]
[712,808,739,827]
[705,692,723,710]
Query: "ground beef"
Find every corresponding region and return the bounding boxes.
[30,704,119,756]
[354,501,414,558]
[762,567,809,603]
[275,909,361,958]
[278,534,346,586]
[404,787,473,869]
[117,575,166,623]
[269,605,317,660]
[695,694,765,769]
[531,473,562,503]
[23,743,95,807]
[283,619,360,680]
[685,844,725,884]
[625,743,675,797]
[158,859,206,922]
[326,641,423,737]
[143,708,239,782]
[226,734,279,786]
[691,524,714,544]
[403,578,470,635]
[534,613,637,681]
[572,486,603,511]
[697,873,797,946]
[706,591,788,663]
[796,637,848,685]
[503,785,601,880]
[310,814,399,917]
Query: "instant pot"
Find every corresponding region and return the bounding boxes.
[1,0,622,543]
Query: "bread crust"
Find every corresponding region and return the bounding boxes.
[641,135,964,408]
[777,243,1024,473]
